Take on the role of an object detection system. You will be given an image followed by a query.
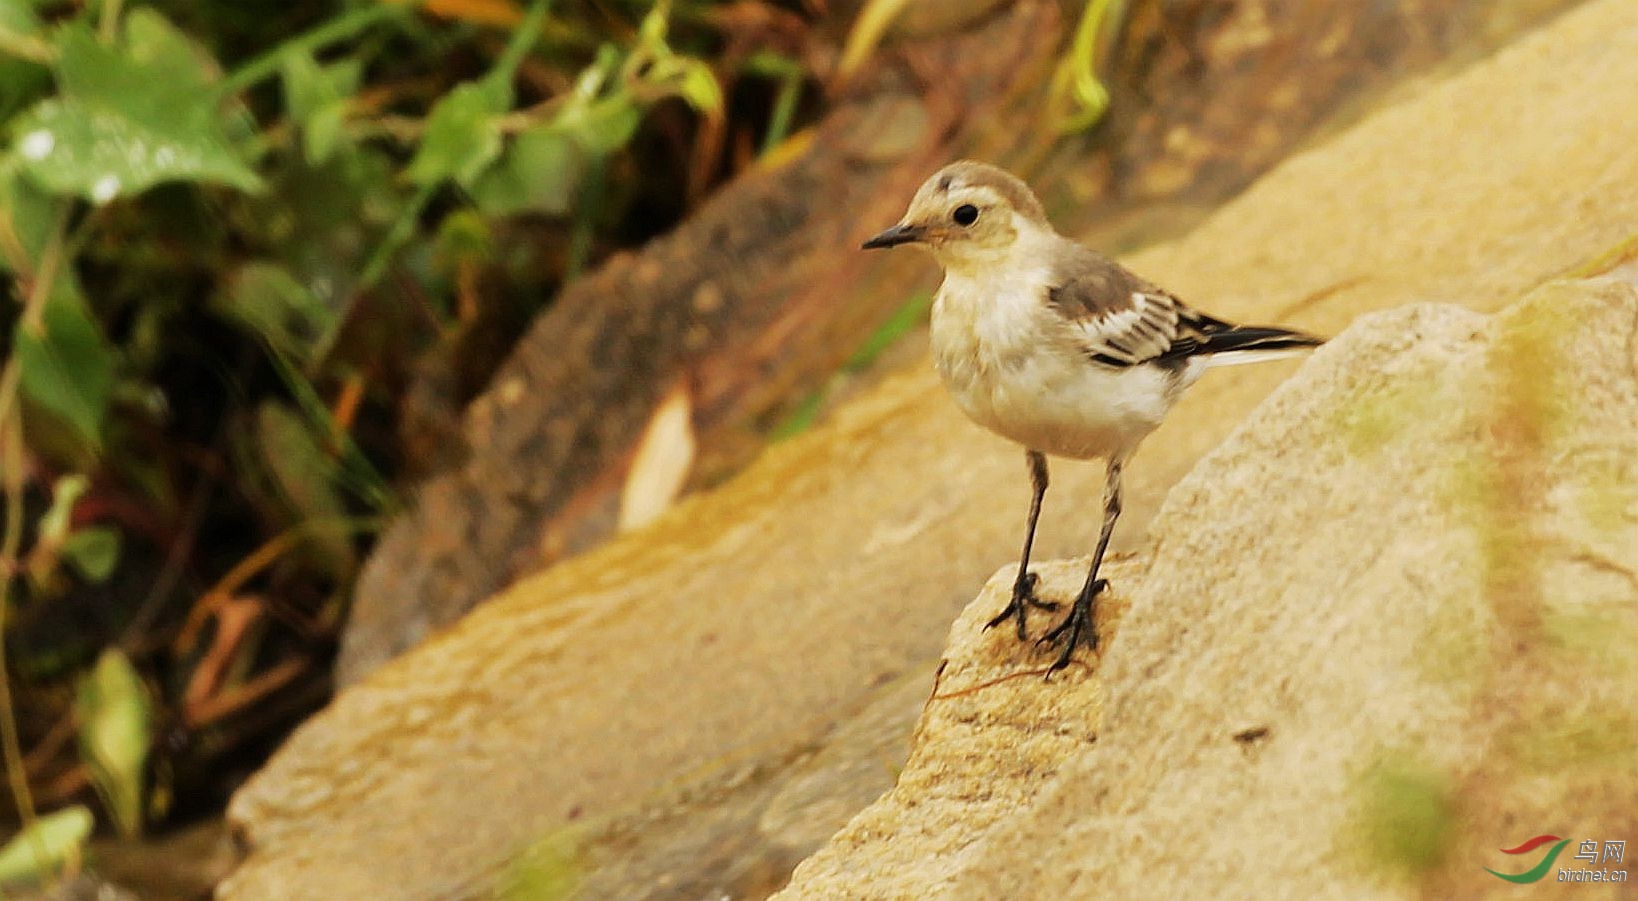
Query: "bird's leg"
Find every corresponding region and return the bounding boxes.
[986,450,1058,640]
[1040,455,1124,670]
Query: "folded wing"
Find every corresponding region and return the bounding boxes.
[1045,247,1323,369]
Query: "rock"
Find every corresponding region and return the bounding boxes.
[221,1,1638,897]
[775,282,1638,899]
[544,669,932,900]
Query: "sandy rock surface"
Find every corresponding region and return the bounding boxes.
[776,283,1638,899]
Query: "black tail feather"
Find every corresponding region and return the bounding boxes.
[1195,324,1325,355]
[1159,316,1324,364]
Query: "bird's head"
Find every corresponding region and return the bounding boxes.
[861,161,1052,274]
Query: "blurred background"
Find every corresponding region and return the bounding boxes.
[0,0,1590,897]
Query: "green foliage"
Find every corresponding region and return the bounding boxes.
[13,290,114,451]
[1049,0,1124,134]
[408,79,514,188]
[0,168,57,273]
[60,525,120,583]
[12,17,263,201]
[0,0,43,41]
[74,649,153,838]
[0,1,53,122]
[212,261,338,366]
[23,475,122,592]
[281,54,363,166]
[0,804,93,887]
[471,125,585,216]
[33,475,89,550]
[0,0,813,870]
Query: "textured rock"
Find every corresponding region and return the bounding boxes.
[776,282,1638,899]
[221,1,1638,897]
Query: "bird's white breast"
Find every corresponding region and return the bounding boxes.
[929,269,1189,461]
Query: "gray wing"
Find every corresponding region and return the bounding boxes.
[1045,247,1200,367]
[1045,246,1319,367]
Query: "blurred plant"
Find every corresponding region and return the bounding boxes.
[0,804,90,886]
[835,0,909,82]
[1048,0,1126,134]
[0,0,811,879]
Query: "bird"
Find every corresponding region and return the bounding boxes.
[861,161,1323,672]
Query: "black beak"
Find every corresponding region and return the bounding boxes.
[861,223,924,250]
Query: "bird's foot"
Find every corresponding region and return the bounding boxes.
[984,571,1060,640]
[1038,579,1105,673]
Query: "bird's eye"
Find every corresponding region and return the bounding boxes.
[951,204,979,226]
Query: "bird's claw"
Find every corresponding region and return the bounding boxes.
[984,571,1058,640]
[1037,579,1106,673]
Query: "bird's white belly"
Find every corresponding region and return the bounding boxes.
[947,351,1173,459]
[931,286,1188,460]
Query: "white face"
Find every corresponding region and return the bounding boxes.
[900,181,1022,272]
[863,164,1049,275]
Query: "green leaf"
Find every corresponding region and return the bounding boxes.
[14,290,114,452]
[0,168,57,273]
[0,52,50,123]
[120,7,218,88]
[282,54,360,165]
[212,261,336,365]
[327,58,362,97]
[0,805,94,886]
[470,124,588,217]
[670,60,723,115]
[302,102,347,164]
[75,649,153,838]
[0,0,50,122]
[636,56,722,117]
[625,2,722,115]
[282,57,324,119]
[405,79,512,188]
[555,95,642,157]
[62,525,121,583]
[11,18,262,202]
[23,475,93,592]
[0,0,43,36]
[35,473,89,547]
[631,1,683,60]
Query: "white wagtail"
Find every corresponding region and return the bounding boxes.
[863,161,1323,671]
